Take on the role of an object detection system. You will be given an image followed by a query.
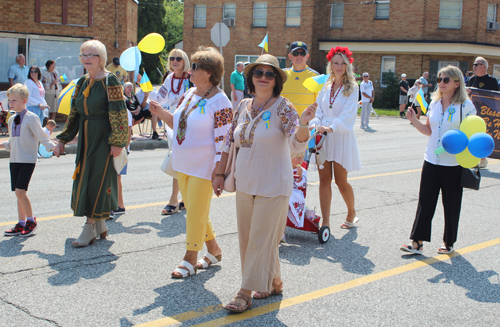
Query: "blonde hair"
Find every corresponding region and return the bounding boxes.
[326,53,357,97]
[7,83,29,100]
[191,46,224,86]
[79,40,107,71]
[46,120,56,127]
[431,65,468,104]
[167,49,190,73]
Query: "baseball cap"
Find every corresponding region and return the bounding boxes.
[401,73,407,78]
[290,41,308,53]
[113,57,120,65]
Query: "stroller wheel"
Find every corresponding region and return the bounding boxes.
[318,226,330,244]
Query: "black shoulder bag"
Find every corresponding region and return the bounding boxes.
[459,103,481,190]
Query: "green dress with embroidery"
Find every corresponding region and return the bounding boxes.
[57,73,128,220]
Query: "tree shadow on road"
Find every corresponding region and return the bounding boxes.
[280,227,375,275]
[428,255,500,303]
[131,213,187,239]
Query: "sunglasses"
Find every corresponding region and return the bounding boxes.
[253,70,276,80]
[191,62,198,71]
[472,63,484,67]
[363,75,369,77]
[436,77,457,84]
[79,53,99,59]
[30,70,38,74]
[170,57,182,62]
[291,51,307,57]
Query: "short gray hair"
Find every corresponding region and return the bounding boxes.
[15,54,25,61]
[475,56,488,69]
[236,61,244,67]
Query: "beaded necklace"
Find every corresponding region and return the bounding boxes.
[176,86,215,145]
[329,84,343,109]
[250,95,274,118]
[171,72,187,95]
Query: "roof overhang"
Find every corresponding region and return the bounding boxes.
[318,40,500,58]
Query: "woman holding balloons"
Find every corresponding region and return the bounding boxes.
[400,65,476,255]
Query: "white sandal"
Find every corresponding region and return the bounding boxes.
[340,217,359,229]
[171,260,197,279]
[196,252,222,269]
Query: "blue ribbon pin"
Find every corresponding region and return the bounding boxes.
[447,107,455,122]
[262,111,271,129]
[184,80,189,92]
[199,99,206,114]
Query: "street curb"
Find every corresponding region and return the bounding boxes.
[0,139,168,159]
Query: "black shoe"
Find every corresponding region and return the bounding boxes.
[21,218,37,237]
[152,131,159,140]
[4,223,24,236]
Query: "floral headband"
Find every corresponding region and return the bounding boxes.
[326,46,354,64]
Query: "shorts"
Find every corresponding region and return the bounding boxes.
[10,163,36,191]
[132,109,152,122]
[399,95,408,105]
[119,163,128,175]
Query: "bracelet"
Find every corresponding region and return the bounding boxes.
[215,173,225,177]
[299,120,309,128]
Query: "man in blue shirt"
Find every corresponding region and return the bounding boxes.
[8,54,29,86]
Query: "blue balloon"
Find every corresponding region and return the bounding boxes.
[442,129,468,155]
[38,144,53,158]
[119,46,141,71]
[468,132,495,158]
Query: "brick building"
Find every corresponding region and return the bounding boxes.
[183,0,500,97]
[0,0,138,90]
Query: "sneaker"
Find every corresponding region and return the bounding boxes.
[478,158,488,169]
[152,131,159,140]
[109,211,115,219]
[20,218,37,237]
[114,207,125,214]
[4,223,24,236]
[360,125,366,129]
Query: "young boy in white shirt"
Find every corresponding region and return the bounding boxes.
[0,83,56,236]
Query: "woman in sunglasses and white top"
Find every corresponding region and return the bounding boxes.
[152,49,191,215]
[310,46,361,230]
[401,65,476,255]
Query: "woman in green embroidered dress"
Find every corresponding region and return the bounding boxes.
[53,40,128,247]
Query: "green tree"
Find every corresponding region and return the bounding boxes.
[374,71,400,109]
[164,1,184,51]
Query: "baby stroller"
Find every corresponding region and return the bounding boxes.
[286,130,330,244]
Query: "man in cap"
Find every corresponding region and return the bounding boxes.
[106,57,128,86]
[399,73,409,118]
[282,41,319,115]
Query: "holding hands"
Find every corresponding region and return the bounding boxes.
[53,142,65,158]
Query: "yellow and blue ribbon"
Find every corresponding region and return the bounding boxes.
[448,107,455,121]
[184,80,190,93]
[262,111,271,129]
[199,99,206,114]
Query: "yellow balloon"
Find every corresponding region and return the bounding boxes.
[138,33,165,54]
[456,148,480,168]
[460,115,486,138]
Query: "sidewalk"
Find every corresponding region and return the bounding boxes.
[0,122,168,159]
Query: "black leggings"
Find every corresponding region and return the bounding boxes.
[410,161,463,247]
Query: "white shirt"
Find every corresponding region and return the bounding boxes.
[135,89,149,110]
[156,73,190,113]
[360,80,373,103]
[310,83,362,171]
[24,79,47,107]
[172,88,233,180]
[424,99,476,166]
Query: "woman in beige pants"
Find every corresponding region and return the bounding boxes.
[213,54,316,313]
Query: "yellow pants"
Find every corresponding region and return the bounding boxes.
[177,172,216,251]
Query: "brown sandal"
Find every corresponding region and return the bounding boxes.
[224,292,252,313]
[253,281,284,299]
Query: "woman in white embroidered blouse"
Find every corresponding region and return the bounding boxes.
[150,47,231,279]
[401,65,476,255]
[42,60,62,121]
[310,46,361,230]
[25,65,49,125]
[153,49,191,216]
[212,54,316,313]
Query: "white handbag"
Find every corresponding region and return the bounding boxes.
[161,147,177,178]
[113,148,128,173]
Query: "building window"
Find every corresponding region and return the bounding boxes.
[375,1,390,19]
[236,55,287,69]
[439,0,462,29]
[493,65,500,81]
[253,2,267,27]
[286,1,301,27]
[380,56,396,87]
[330,3,344,28]
[438,61,459,70]
[194,4,207,28]
[488,4,497,22]
[223,3,236,19]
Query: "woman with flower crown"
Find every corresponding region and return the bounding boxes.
[310,46,362,229]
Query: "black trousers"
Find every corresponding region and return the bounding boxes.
[410,161,463,247]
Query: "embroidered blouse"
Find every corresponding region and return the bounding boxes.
[222,96,308,197]
[172,88,233,180]
[155,72,191,112]
[25,79,47,107]
[424,99,476,166]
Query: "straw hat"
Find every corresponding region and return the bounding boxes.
[243,54,287,83]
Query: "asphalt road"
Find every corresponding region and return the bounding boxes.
[0,116,499,327]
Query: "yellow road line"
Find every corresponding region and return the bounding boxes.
[174,237,498,327]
